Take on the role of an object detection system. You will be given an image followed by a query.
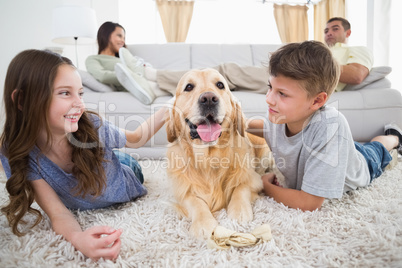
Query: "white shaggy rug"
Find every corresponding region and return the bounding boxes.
[0,158,402,268]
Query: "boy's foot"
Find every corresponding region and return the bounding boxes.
[385,149,398,170]
[115,63,155,105]
[385,123,402,155]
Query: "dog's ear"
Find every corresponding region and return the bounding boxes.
[165,103,178,142]
[233,98,246,137]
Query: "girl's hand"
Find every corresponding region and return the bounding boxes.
[30,180,123,260]
[71,226,123,261]
[166,96,176,106]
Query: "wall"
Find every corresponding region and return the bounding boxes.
[118,0,288,44]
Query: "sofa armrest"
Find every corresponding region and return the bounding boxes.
[343,66,392,91]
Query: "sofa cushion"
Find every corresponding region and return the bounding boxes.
[191,44,253,69]
[127,43,191,70]
[251,44,282,67]
[342,66,392,91]
[78,69,114,92]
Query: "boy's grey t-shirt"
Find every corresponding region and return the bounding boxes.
[263,106,370,199]
[0,115,147,210]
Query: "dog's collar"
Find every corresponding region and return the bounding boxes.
[185,118,201,140]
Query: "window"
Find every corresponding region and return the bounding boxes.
[119,0,314,44]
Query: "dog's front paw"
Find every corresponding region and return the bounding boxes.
[227,202,253,223]
[190,218,218,240]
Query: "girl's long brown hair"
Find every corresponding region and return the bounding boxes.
[1,49,106,236]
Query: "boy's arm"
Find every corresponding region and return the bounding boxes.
[262,173,325,211]
[124,106,168,148]
[31,179,122,260]
[246,118,264,138]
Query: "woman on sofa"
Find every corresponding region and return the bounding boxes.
[86,21,270,105]
[86,21,158,104]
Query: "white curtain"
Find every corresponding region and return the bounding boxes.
[314,0,345,43]
[156,0,194,43]
[274,4,309,43]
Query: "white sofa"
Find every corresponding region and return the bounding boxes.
[80,43,402,160]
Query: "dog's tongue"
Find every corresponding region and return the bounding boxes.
[197,123,222,142]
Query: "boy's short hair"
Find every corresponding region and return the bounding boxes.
[269,40,340,98]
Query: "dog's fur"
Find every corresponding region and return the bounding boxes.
[165,69,276,239]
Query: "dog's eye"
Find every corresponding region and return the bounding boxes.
[184,83,194,92]
[216,81,225,90]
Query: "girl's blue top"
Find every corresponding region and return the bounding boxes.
[0,115,147,210]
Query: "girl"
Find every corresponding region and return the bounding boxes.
[0,49,168,260]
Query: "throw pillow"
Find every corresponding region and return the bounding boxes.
[78,69,115,93]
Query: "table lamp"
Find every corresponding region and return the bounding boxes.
[52,5,97,68]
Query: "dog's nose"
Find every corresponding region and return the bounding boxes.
[199,91,219,106]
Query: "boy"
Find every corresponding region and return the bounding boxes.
[248,41,402,212]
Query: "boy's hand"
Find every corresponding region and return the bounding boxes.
[71,226,123,261]
[261,173,282,187]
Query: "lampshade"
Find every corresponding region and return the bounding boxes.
[52,6,97,45]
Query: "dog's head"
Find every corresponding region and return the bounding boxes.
[166,68,246,145]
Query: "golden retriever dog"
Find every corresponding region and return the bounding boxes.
[165,68,276,239]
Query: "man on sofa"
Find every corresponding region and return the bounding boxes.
[324,17,373,92]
